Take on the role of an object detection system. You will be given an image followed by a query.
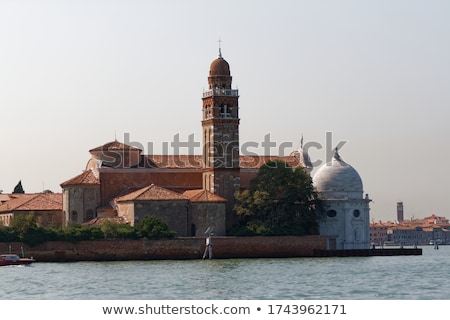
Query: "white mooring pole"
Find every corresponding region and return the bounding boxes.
[202,226,214,260]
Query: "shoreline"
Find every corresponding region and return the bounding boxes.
[1,236,422,262]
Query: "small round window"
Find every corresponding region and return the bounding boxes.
[327,210,337,218]
[353,209,360,217]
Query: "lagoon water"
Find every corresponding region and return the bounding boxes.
[1,246,449,300]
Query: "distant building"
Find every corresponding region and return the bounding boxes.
[370,221,393,246]
[387,225,427,246]
[59,50,307,236]
[370,214,450,246]
[0,193,63,227]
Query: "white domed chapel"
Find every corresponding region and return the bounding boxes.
[313,149,371,250]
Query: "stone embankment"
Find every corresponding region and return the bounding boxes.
[314,248,422,257]
[0,235,327,262]
[1,236,422,262]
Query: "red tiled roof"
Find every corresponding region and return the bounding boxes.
[115,184,188,201]
[0,194,11,204]
[89,140,142,152]
[60,169,100,187]
[390,225,417,230]
[239,155,301,169]
[87,141,302,169]
[0,193,62,212]
[370,221,397,227]
[136,154,301,169]
[142,155,204,169]
[183,189,227,202]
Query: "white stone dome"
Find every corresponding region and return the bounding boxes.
[313,150,363,200]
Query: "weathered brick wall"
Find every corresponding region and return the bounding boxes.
[135,200,189,236]
[0,235,327,262]
[211,236,327,258]
[189,202,226,236]
[0,239,202,261]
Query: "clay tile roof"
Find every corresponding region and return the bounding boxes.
[143,155,204,169]
[116,184,188,202]
[60,169,100,187]
[183,189,227,202]
[239,155,301,169]
[0,194,11,202]
[0,193,62,212]
[89,140,142,152]
[138,155,301,169]
[396,225,417,230]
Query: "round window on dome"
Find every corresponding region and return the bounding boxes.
[327,210,337,218]
[353,209,360,217]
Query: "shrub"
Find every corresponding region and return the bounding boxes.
[0,215,177,244]
[135,216,175,239]
[63,224,104,243]
[100,221,137,239]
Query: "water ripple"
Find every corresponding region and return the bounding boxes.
[1,246,448,300]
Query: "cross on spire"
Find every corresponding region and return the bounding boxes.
[218,38,222,58]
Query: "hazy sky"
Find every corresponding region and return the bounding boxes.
[1,0,449,222]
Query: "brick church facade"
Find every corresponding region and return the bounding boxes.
[60,50,306,236]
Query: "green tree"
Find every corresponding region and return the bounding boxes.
[0,224,17,242]
[13,180,25,194]
[9,212,49,246]
[135,216,175,239]
[233,160,323,236]
[10,213,38,241]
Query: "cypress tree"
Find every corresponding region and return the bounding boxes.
[13,180,25,194]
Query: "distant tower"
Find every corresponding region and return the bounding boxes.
[397,201,404,222]
[202,45,240,230]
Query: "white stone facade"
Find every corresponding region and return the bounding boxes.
[313,150,371,250]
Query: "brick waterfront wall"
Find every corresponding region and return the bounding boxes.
[0,236,327,262]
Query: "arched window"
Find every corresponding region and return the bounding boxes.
[220,104,231,118]
[353,209,360,218]
[86,209,94,221]
[71,211,78,223]
[205,105,211,119]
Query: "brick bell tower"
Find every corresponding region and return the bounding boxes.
[202,46,240,230]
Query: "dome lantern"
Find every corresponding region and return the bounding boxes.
[208,44,232,89]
